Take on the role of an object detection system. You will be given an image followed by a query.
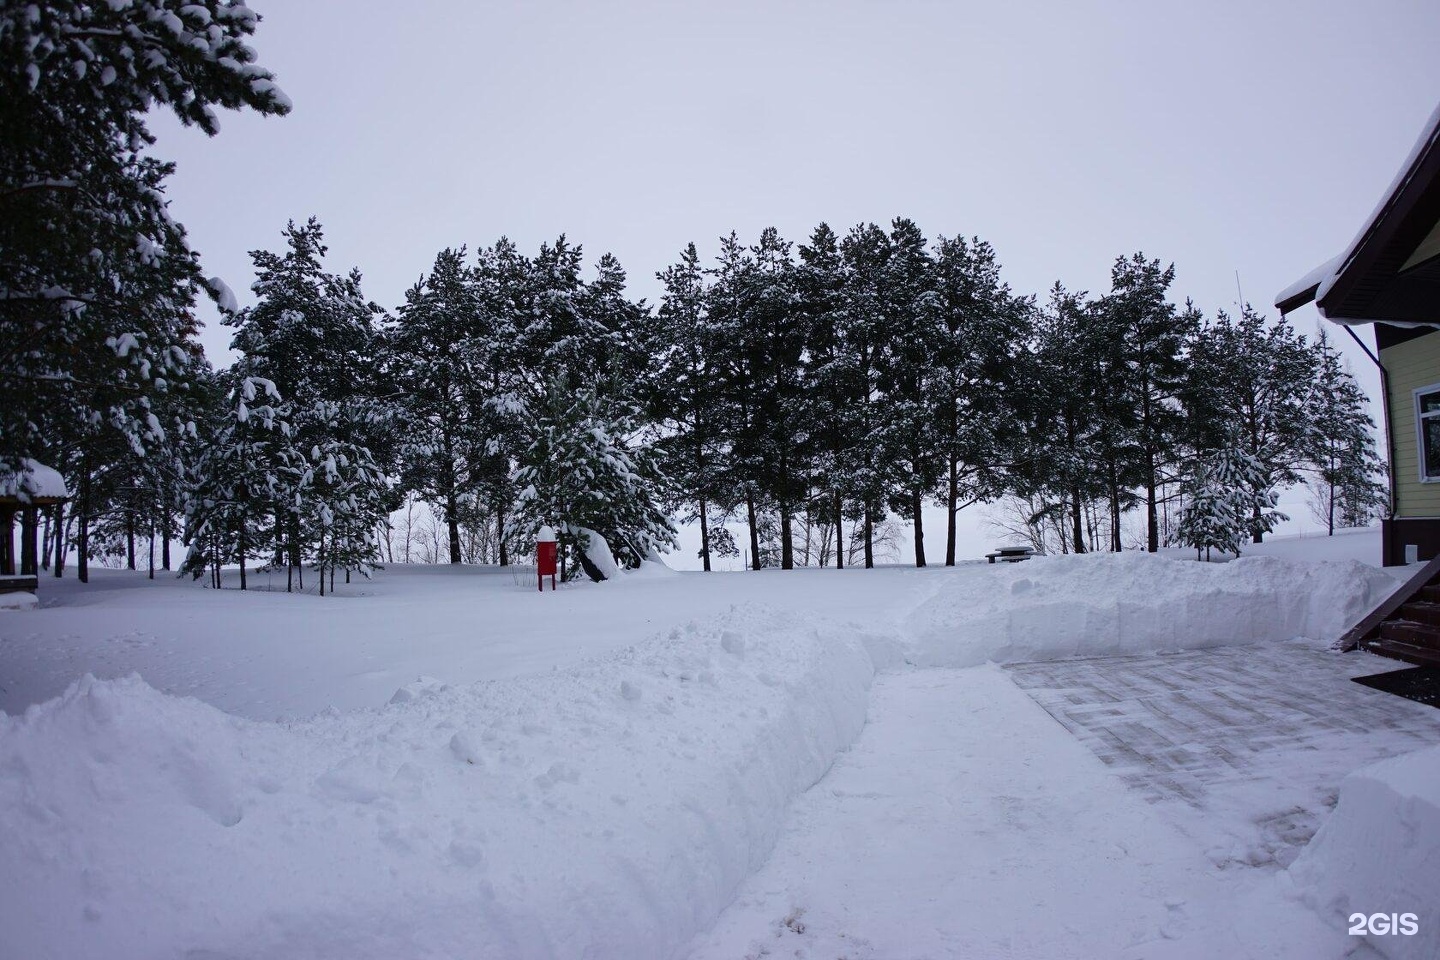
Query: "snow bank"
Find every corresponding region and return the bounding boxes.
[0,606,875,960]
[904,552,1398,667]
[0,590,37,611]
[1288,745,1440,960]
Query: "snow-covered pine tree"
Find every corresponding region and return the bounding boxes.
[797,223,859,568]
[876,218,941,567]
[1095,254,1193,552]
[1176,447,1287,559]
[650,242,735,571]
[1305,328,1387,535]
[0,0,288,493]
[513,379,675,580]
[837,223,894,568]
[929,233,1030,564]
[1011,283,1111,554]
[226,219,392,590]
[1184,306,1315,544]
[704,232,769,569]
[181,374,288,589]
[392,247,492,564]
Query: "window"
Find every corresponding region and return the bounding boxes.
[1416,384,1440,481]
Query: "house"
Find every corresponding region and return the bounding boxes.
[0,459,70,593]
[1276,103,1440,568]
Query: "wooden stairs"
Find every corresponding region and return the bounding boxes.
[1337,554,1440,666]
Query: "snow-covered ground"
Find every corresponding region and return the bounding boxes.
[3,527,1438,959]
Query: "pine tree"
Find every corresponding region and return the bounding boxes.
[838,223,893,568]
[1012,283,1111,554]
[1096,254,1194,552]
[392,247,492,563]
[876,217,940,567]
[1,0,289,487]
[929,234,1029,564]
[797,223,858,568]
[1185,305,1315,543]
[226,219,391,589]
[1305,328,1386,534]
[513,379,675,579]
[651,242,734,571]
[1176,448,1286,559]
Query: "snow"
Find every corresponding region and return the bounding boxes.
[1274,254,1342,310]
[1,608,876,960]
[0,458,69,501]
[0,591,37,611]
[0,529,1428,958]
[904,551,1398,668]
[687,666,1357,960]
[1288,745,1440,960]
[573,525,622,580]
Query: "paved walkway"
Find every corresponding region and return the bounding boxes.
[1007,642,1440,869]
[686,666,1360,960]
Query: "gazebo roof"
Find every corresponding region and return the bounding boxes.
[0,459,71,505]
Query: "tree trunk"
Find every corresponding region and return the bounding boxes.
[1145,457,1159,553]
[54,506,66,577]
[863,500,875,569]
[125,508,136,570]
[40,508,52,570]
[746,493,761,570]
[1108,461,1122,552]
[945,458,958,566]
[834,490,844,570]
[78,471,89,584]
[239,527,247,591]
[1070,488,1086,554]
[161,494,172,570]
[494,490,510,566]
[697,496,711,572]
[780,501,794,570]
[912,486,926,567]
[446,489,462,564]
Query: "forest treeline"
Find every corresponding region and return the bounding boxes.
[0,1,1384,588]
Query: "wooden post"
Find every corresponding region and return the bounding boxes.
[20,507,37,577]
[1,507,14,576]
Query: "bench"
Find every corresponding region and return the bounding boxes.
[985,546,1036,564]
[0,575,39,593]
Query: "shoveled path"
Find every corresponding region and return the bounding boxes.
[685,664,1361,960]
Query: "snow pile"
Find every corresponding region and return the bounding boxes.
[0,606,876,960]
[904,552,1398,667]
[574,525,622,580]
[1288,745,1440,960]
[0,590,38,611]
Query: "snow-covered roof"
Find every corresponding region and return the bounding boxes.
[0,459,70,502]
[1274,101,1440,325]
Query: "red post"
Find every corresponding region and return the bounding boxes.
[536,525,557,591]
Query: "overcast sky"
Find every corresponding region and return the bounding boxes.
[149,0,1440,563]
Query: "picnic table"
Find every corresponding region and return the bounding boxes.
[985,545,1036,564]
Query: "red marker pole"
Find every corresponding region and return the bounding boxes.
[536,525,558,592]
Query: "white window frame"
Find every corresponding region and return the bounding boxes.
[1415,381,1440,482]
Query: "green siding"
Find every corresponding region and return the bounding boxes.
[1383,329,1440,517]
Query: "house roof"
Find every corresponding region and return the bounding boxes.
[1275,102,1440,325]
[0,459,70,504]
